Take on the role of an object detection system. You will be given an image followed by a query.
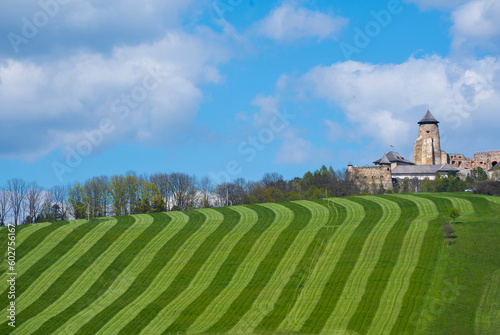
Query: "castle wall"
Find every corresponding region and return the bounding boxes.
[473,150,500,170]
[448,150,500,170]
[348,165,393,192]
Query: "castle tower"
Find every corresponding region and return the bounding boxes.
[413,110,447,165]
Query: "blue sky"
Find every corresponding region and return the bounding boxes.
[1,0,500,188]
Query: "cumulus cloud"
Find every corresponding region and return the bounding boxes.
[0,0,205,56]
[451,0,500,51]
[274,137,314,164]
[250,94,282,127]
[252,2,348,42]
[405,0,500,53]
[300,56,500,154]
[324,120,344,144]
[0,30,231,160]
[274,136,333,165]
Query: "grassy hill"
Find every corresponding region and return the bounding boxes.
[0,193,499,334]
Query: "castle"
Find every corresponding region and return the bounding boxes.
[348,110,499,191]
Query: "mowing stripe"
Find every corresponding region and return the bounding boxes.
[13,216,152,334]
[453,194,498,216]
[11,218,120,314]
[28,214,171,335]
[475,269,500,335]
[480,194,500,206]
[367,195,439,335]
[235,201,328,334]
[15,221,69,261]
[387,194,453,335]
[204,202,312,334]
[0,216,135,333]
[0,221,80,295]
[113,208,236,334]
[1,221,63,264]
[0,218,106,312]
[321,195,401,333]
[346,195,419,334]
[299,197,384,334]
[144,208,247,334]
[281,198,359,333]
[74,210,210,335]
[0,222,59,279]
[227,202,302,334]
[429,193,475,216]
[142,204,280,335]
[254,199,340,333]
[161,205,277,334]
[56,211,190,335]
[188,205,282,334]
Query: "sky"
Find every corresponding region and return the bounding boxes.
[0,0,499,188]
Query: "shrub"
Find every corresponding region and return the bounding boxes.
[474,180,500,196]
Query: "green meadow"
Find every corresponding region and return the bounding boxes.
[1,193,499,334]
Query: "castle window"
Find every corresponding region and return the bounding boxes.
[387,168,390,171]
[364,176,367,179]
[372,176,375,179]
[380,176,384,179]
[426,131,430,134]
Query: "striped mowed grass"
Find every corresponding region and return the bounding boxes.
[1,193,499,334]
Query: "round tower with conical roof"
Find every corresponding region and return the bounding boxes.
[413,110,447,165]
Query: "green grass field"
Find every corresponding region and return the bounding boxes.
[1,193,499,334]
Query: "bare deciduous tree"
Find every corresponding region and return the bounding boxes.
[150,172,171,211]
[52,185,68,220]
[198,176,214,208]
[26,182,44,223]
[110,175,128,216]
[170,172,197,211]
[261,172,286,191]
[0,186,11,226]
[7,178,28,226]
[38,189,55,222]
[85,176,110,218]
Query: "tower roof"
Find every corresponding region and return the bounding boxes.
[374,151,414,165]
[377,153,391,165]
[418,110,439,124]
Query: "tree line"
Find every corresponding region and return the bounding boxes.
[0,166,359,226]
[1,165,497,226]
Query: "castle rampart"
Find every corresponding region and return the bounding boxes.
[347,165,393,192]
[448,149,500,170]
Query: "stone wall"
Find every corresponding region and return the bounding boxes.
[448,153,473,169]
[448,150,500,170]
[348,165,393,192]
[413,123,444,165]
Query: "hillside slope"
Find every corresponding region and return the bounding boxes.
[1,193,499,334]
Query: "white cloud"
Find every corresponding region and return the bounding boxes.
[300,56,500,155]
[274,137,333,164]
[275,137,314,164]
[324,120,343,143]
[250,94,281,127]
[0,0,207,56]
[451,0,500,51]
[0,29,232,160]
[405,0,500,52]
[252,2,348,42]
